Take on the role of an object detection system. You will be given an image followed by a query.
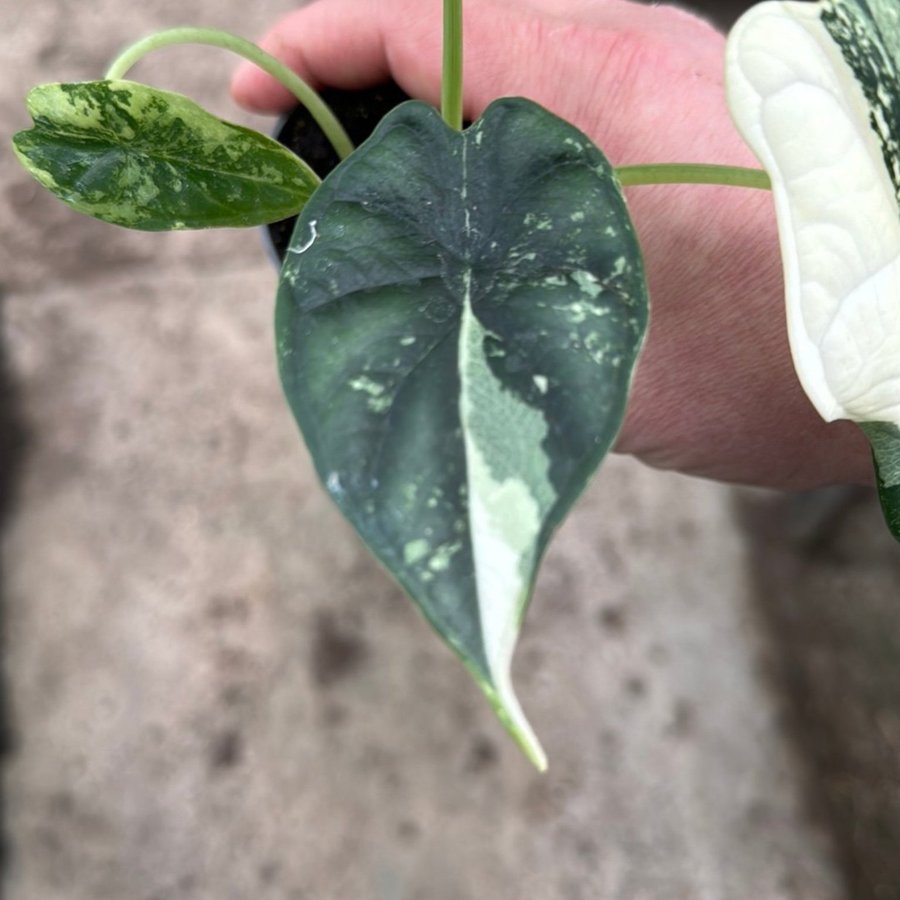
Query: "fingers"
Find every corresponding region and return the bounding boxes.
[230,0,574,117]
[230,0,726,158]
[231,0,442,112]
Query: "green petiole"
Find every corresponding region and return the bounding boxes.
[106,27,354,161]
[615,163,771,190]
[442,0,464,131]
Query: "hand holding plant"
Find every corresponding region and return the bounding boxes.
[233,0,873,491]
[13,0,900,766]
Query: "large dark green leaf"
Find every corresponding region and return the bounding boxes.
[12,80,319,230]
[276,98,648,767]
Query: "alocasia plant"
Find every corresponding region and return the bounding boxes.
[10,0,899,767]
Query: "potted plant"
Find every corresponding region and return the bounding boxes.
[265,81,411,261]
[12,0,900,768]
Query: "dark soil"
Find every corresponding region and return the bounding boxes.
[266,81,410,261]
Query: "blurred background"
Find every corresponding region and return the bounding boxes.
[2,1,899,899]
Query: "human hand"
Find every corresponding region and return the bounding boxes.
[232,0,872,490]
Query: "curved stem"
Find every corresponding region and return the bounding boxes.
[106,27,354,160]
[616,163,771,190]
[442,0,464,130]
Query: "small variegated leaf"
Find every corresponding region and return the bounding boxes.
[276,98,647,768]
[12,80,320,230]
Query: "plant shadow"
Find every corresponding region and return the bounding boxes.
[738,486,900,900]
[0,290,29,873]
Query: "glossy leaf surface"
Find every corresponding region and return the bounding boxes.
[12,80,319,230]
[276,98,647,767]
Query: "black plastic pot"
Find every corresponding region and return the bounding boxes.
[265,81,410,262]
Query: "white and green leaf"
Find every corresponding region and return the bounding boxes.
[276,98,648,766]
[12,80,319,230]
[726,0,900,538]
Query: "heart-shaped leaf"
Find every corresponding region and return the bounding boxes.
[726,0,900,537]
[276,98,647,767]
[12,80,320,230]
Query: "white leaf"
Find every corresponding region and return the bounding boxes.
[726,1,900,426]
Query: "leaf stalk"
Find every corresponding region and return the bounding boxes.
[442,0,464,130]
[615,163,771,190]
[105,27,354,160]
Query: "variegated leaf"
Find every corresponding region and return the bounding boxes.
[12,80,319,230]
[726,0,900,538]
[276,98,648,767]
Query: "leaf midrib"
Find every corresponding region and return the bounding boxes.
[25,125,302,188]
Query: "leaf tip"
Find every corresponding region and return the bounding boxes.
[482,677,548,772]
[526,739,549,774]
[499,708,548,772]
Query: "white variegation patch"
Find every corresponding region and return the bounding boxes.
[726,1,900,426]
[458,291,554,771]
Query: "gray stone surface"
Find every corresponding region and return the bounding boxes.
[1,1,893,898]
[740,490,900,900]
[1,264,846,899]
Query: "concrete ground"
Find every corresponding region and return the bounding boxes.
[2,1,899,899]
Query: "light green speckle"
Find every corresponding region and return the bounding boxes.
[349,375,385,396]
[522,212,553,231]
[571,270,603,298]
[349,375,392,413]
[428,541,461,572]
[404,539,430,565]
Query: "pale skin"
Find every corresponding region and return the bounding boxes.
[231,0,873,490]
